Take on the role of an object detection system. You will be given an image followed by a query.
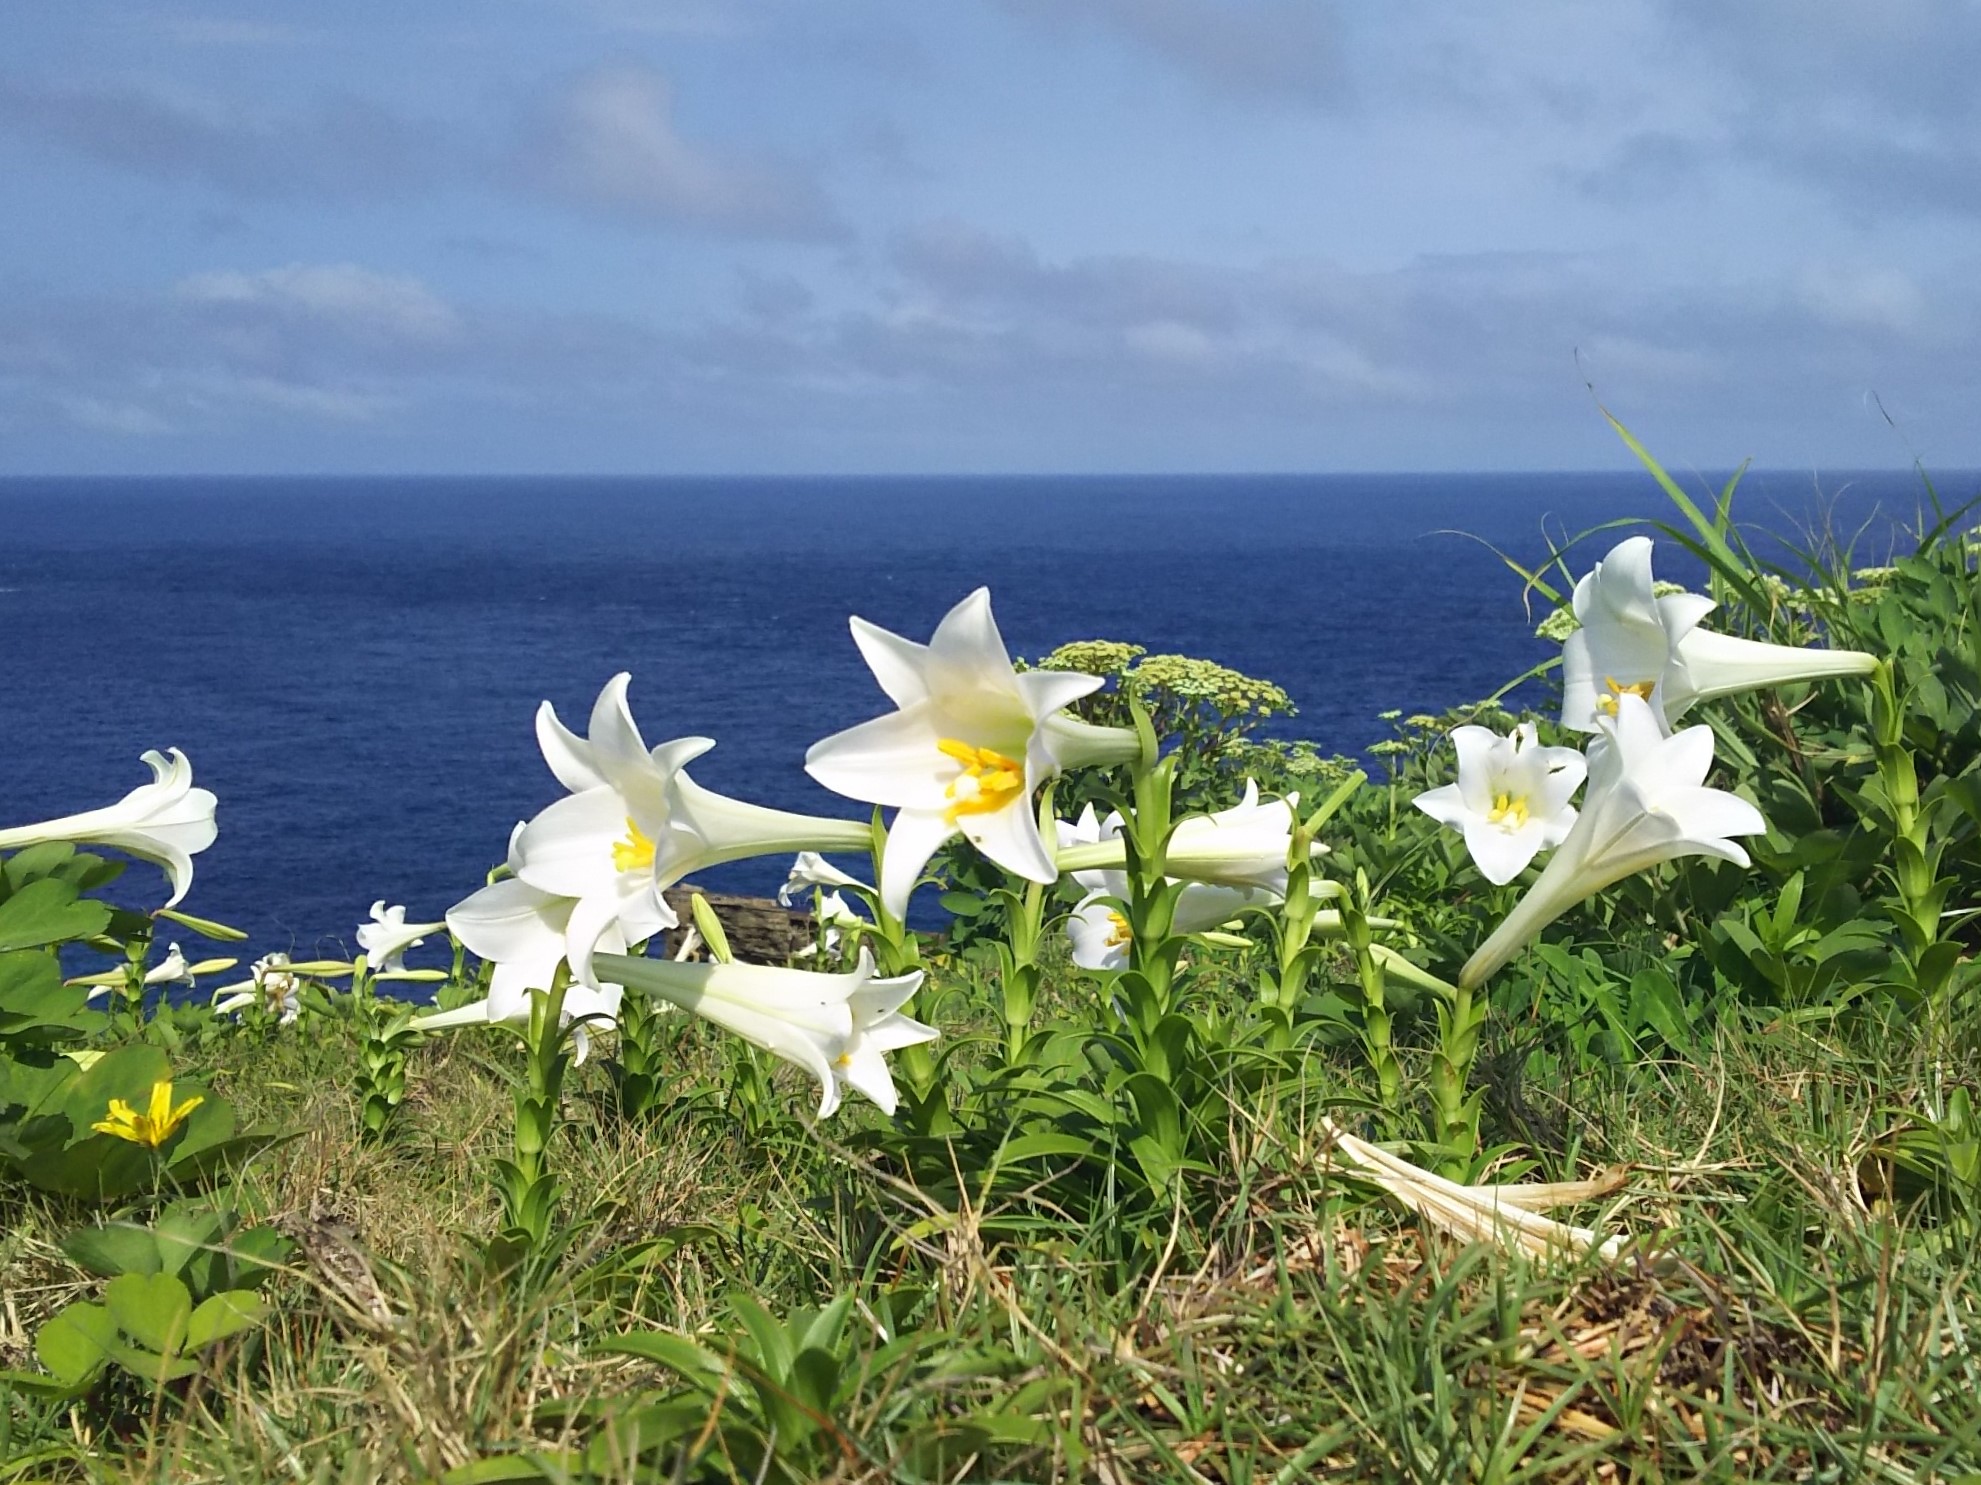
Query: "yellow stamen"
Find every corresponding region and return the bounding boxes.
[1595,676,1656,717]
[1104,911,1133,949]
[611,817,656,873]
[936,738,1027,824]
[1486,793,1530,831]
[92,1079,204,1147]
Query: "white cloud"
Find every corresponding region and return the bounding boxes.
[993,0,1342,103]
[512,65,843,238]
[0,76,444,199]
[1795,265,1930,337]
[57,395,174,437]
[176,264,462,342]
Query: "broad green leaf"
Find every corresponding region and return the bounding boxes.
[0,879,112,953]
[36,1300,117,1385]
[152,1202,227,1279]
[440,1459,576,1485]
[789,1345,842,1417]
[183,1290,269,1351]
[104,1271,193,1357]
[990,1132,1094,1165]
[795,1293,852,1359]
[594,1328,725,1382]
[2,842,76,890]
[104,1340,200,1385]
[60,1222,163,1279]
[47,1040,170,1129]
[0,951,93,1042]
[728,1292,795,1379]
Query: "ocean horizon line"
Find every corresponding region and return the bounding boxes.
[2,465,1975,488]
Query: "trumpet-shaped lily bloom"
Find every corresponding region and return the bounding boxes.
[145,942,193,987]
[1164,781,1321,894]
[0,749,217,907]
[1055,806,1275,971]
[83,941,195,1003]
[1052,781,1325,895]
[212,952,302,1025]
[804,588,1141,919]
[595,947,936,1118]
[517,675,871,984]
[1561,536,1878,732]
[1460,694,1766,988]
[776,851,869,905]
[356,901,445,974]
[779,854,871,957]
[1413,723,1586,885]
[432,822,628,1040]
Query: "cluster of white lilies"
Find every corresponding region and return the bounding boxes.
[8,534,1876,1131]
[1413,536,1875,989]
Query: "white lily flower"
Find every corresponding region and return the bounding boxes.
[804,588,1141,919]
[145,943,192,987]
[1054,805,1276,971]
[83,941,194,1003]
[436,823,628,1031]
[355,900,446,974]
[596,947,935,1118]
[1460,694,1766,988]
[1066,894,1138,971]
[411,979,623,1064]
[0,749,217,907]
[212,952,301,1025]
[776,851,869,905]
[1561,536,1878,732]
[1413,723,1586,885]
[518,675,871,984]
[1164,780,1322,894]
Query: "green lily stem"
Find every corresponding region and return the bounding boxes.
[353,954,414,1144]
[997,878,1047,1063]
[1429,980,1486,1170]
[1123,752,1185,1020]
[1869,662,1960,1118]
[1341,871,1400,1112]
[499,967,571,1249]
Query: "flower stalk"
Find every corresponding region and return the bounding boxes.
[1868,661,1958,1007]
[493,968,572,1253]
[1340,869,1400,1110]
[352,956,418,1144]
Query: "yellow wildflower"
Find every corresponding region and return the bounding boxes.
[91,1079,203,1147]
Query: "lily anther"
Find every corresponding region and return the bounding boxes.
[1105,911,1132,949]
[937,739,1026,823]
[611,817,657,873]
[1596,676,1657,716]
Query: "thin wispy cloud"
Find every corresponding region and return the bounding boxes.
[510,65,845,238]
[0,76,446,199]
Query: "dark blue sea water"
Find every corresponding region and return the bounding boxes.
[0,471,1964,974]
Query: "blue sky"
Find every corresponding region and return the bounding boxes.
[2,0,1976,474]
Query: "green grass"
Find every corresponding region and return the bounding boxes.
[5,992,1976,1483]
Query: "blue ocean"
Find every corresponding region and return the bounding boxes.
[0,470,1960,971]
